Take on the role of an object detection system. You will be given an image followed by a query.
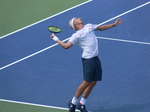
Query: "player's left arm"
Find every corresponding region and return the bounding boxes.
[95,18,123,31]
[50,34,73,49]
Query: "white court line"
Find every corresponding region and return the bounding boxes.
[97,37,150,45]
[0,0,92,39]
[98,1,150,25]
[0,38,69,70]
[0,99,80,111]
[0,1,150,71]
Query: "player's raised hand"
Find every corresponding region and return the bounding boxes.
[114,18,123,26]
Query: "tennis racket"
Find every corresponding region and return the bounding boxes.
[48,26,62,33]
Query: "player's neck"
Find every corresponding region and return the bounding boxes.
[76,24,84,31]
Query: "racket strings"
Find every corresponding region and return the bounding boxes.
[48,26,61,33]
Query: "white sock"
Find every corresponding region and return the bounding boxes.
[71,96,79,105]
[80,97,87,105]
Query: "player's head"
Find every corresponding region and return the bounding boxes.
[69,18,83,30]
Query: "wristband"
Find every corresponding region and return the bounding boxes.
[52,36,59,41]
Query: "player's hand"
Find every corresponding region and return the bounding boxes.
[114,18,123,26]
[50,33,55,39]
[50,33,59,41]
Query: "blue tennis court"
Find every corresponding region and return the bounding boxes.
[0,0,150,112]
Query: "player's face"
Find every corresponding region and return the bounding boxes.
[74,18,83,24]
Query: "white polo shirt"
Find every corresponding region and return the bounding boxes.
[69,24,98,59]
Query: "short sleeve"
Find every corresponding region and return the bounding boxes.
[92,24,98,30]
[86,24,98,31]
[69,33,79,45]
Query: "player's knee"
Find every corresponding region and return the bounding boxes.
[82,81,91,87]
[90,81,97,87]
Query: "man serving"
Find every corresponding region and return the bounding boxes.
[50,17,122,112]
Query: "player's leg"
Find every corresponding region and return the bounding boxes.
[70,81,96,105]
[68,81,91,112]
[82,81,97,98]
[77,81,97,112]
[75,81,91,98]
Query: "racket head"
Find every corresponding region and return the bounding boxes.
[48,26,62,33]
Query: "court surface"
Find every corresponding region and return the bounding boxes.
[0,0,150,112]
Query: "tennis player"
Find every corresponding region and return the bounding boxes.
[50,18,122,112]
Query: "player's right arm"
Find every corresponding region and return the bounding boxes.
[95,18,123,31]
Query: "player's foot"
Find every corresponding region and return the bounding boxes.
[77,103,88,112]
[67,101,76,112]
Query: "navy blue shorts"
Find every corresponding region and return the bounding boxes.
[82,56,102,82]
